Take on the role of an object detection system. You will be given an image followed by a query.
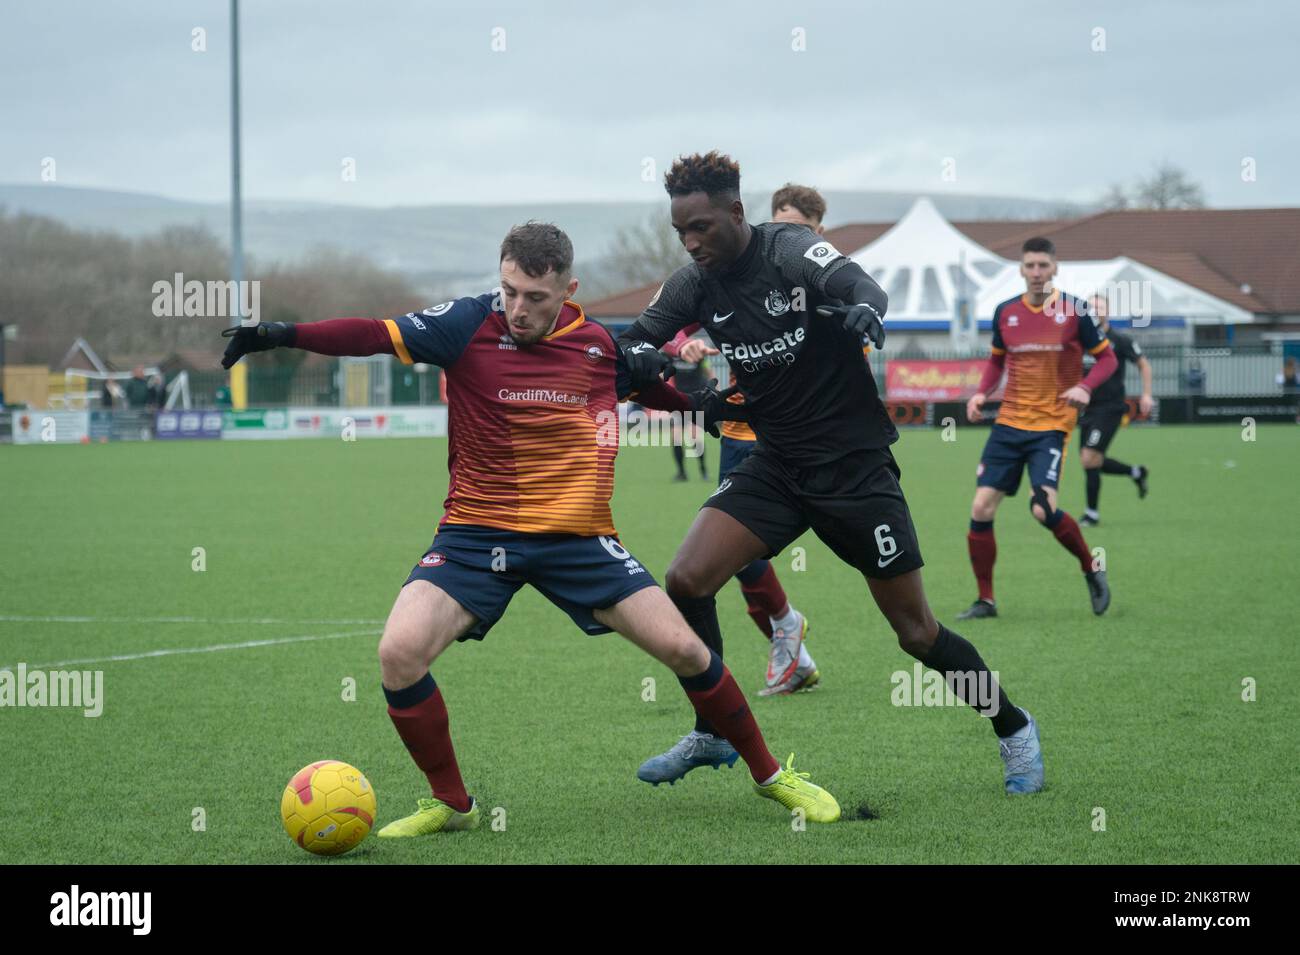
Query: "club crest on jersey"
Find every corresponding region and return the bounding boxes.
[764,289,791,317]
[584,343,605,363]
[420,552,446,567]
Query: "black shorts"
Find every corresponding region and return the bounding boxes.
[1078,408,1125,454]
[718,436,756,482]
[703,446,924,579]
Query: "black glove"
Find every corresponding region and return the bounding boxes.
[620,340,674,388]
[816,303,886,350]
[690,379,747,439]
[220,321,296,369]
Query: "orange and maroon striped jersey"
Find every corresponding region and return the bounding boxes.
[384,293,624,536]
[991,291,1110,433]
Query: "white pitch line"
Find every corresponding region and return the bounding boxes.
[0,614,381,626]
[0,629,379,671]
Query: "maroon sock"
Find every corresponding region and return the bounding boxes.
[681,655,780,782]
[745,605,775,639]
[739,563,788,621]
[967,522,996,602]
[385,680,471,813]
[1051,511,1095,573]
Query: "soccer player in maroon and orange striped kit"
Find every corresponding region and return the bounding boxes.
[959,237,1117,620]
[221,222,841,832]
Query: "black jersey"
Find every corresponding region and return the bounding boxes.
[1084,329,1142,413]
[621,222,896,465]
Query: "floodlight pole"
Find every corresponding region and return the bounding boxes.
[229,0,245,325]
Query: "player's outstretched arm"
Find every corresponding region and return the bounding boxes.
[221,317,394,369]
[222,297,488,370]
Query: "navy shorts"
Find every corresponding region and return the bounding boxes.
[403,524,658,640]
[718,436,756,482]
[976,423,1068,496]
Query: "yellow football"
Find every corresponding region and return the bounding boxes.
[280,760,377,856]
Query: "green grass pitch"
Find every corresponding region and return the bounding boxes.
[2,423,1297,864]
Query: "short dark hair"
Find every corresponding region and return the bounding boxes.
[771,183,827,223]
[499,221,573,278]
[1022,236,1056,257]
[664,151,741,204]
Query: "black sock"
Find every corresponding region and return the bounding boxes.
[1085,467,1102,511]
[1101,457,1131,475]
[920,625,1028,737]
[671,444,685,477]
[671,593,724,735]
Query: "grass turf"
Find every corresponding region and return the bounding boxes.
[1,423,1297,864]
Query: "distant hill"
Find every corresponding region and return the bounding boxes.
[0,183,1090,299]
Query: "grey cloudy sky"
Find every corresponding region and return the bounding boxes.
[3,0,1297,208]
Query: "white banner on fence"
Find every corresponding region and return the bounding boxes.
[222,407,448,440]
[11,410,90,444]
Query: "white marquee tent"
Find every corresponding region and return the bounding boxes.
[840,197,1251,346]
[846,197,1009,329]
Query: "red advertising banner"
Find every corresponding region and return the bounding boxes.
[885,359,988,400]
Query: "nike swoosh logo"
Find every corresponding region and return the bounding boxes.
[878,552,903,569]
[711,312,733,324]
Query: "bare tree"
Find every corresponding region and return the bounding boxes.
[1131,163,1206,210]
[0,208,424,366]
[1098,183,1130,210]
[603,214,690,289]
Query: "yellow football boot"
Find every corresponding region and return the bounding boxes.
[753,754,841,823]
[377,797,481,837]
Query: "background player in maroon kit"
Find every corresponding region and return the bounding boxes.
[220,222,841,832]
[960,238,1118,620]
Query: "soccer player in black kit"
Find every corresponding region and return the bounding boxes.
[1078,294,1153,526]
[618,152,1045,795]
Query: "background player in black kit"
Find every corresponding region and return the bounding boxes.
[618,152,1046,795]
[1078,294,1153,526]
